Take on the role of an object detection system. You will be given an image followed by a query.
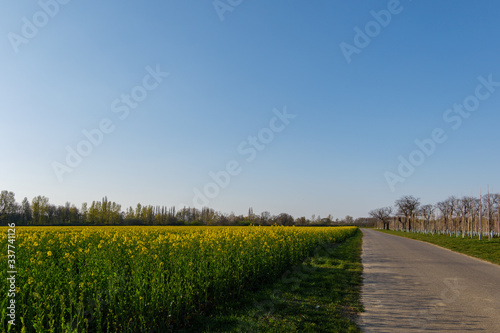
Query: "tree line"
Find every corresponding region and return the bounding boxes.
[0,190,372,227]
[370,192,500,240]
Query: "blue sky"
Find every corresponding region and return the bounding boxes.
[1,0,499,219]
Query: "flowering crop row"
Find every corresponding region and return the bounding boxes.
[0,226,357,332]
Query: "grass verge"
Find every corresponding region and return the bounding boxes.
[183,229,364,332]
[377,229,500,265]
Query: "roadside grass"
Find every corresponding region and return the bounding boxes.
[184,229,364,332]
[377,229,500,265]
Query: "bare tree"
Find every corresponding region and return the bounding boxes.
[420,204,435,232]
[497,193,500,237]
[395,195,421,231]
[459,196,475,237]
[373,192,499,238]
[446,196,459,235]
[436,197,456,234]
[369,207,393,230]
[483,193,496,240]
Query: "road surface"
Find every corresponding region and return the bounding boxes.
[359,229,500,332]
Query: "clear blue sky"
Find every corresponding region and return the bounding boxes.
[1,0,499,219]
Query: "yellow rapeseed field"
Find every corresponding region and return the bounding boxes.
[0,225,357,332]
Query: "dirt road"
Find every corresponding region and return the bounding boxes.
[359,229,500,332]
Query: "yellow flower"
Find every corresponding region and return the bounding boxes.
[47,251,52,257]
[28,277,34,285]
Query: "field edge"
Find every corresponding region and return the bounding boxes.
[186,228,364,332]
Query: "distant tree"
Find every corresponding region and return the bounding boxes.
[227,212,236,225]
[354,217,377,227]
[21,197,32,225]
[135,203,142,220]
[497,194,500,237]
[318,215,333,225]
[260,211,271,225]
[109,201,122,225]
[276,213,294,226]
[141,205,154,225]
[201,207,216,225]
[369,207,393,230]
[496,194,500,233]
[165,214,179,225]
[81,203,88,224]
[69,205,80,224]
[0,190,17,223]
[344,215,354,225]
[247,207,255,221]
[395,195,420,231]
[177,207,199,223]
[88,201,98,224]
[47,204,57,224]
[100,197,109,224]
[436,199,451,232]
[295,216,308,226]
[449,196,460,234]
[436,196,457,233]
[457,197,474,236]
[32,196,49,225]
[483,193,497,238]
[216,213,230,226]
[125,206,135,219]
[419,204,435,232]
